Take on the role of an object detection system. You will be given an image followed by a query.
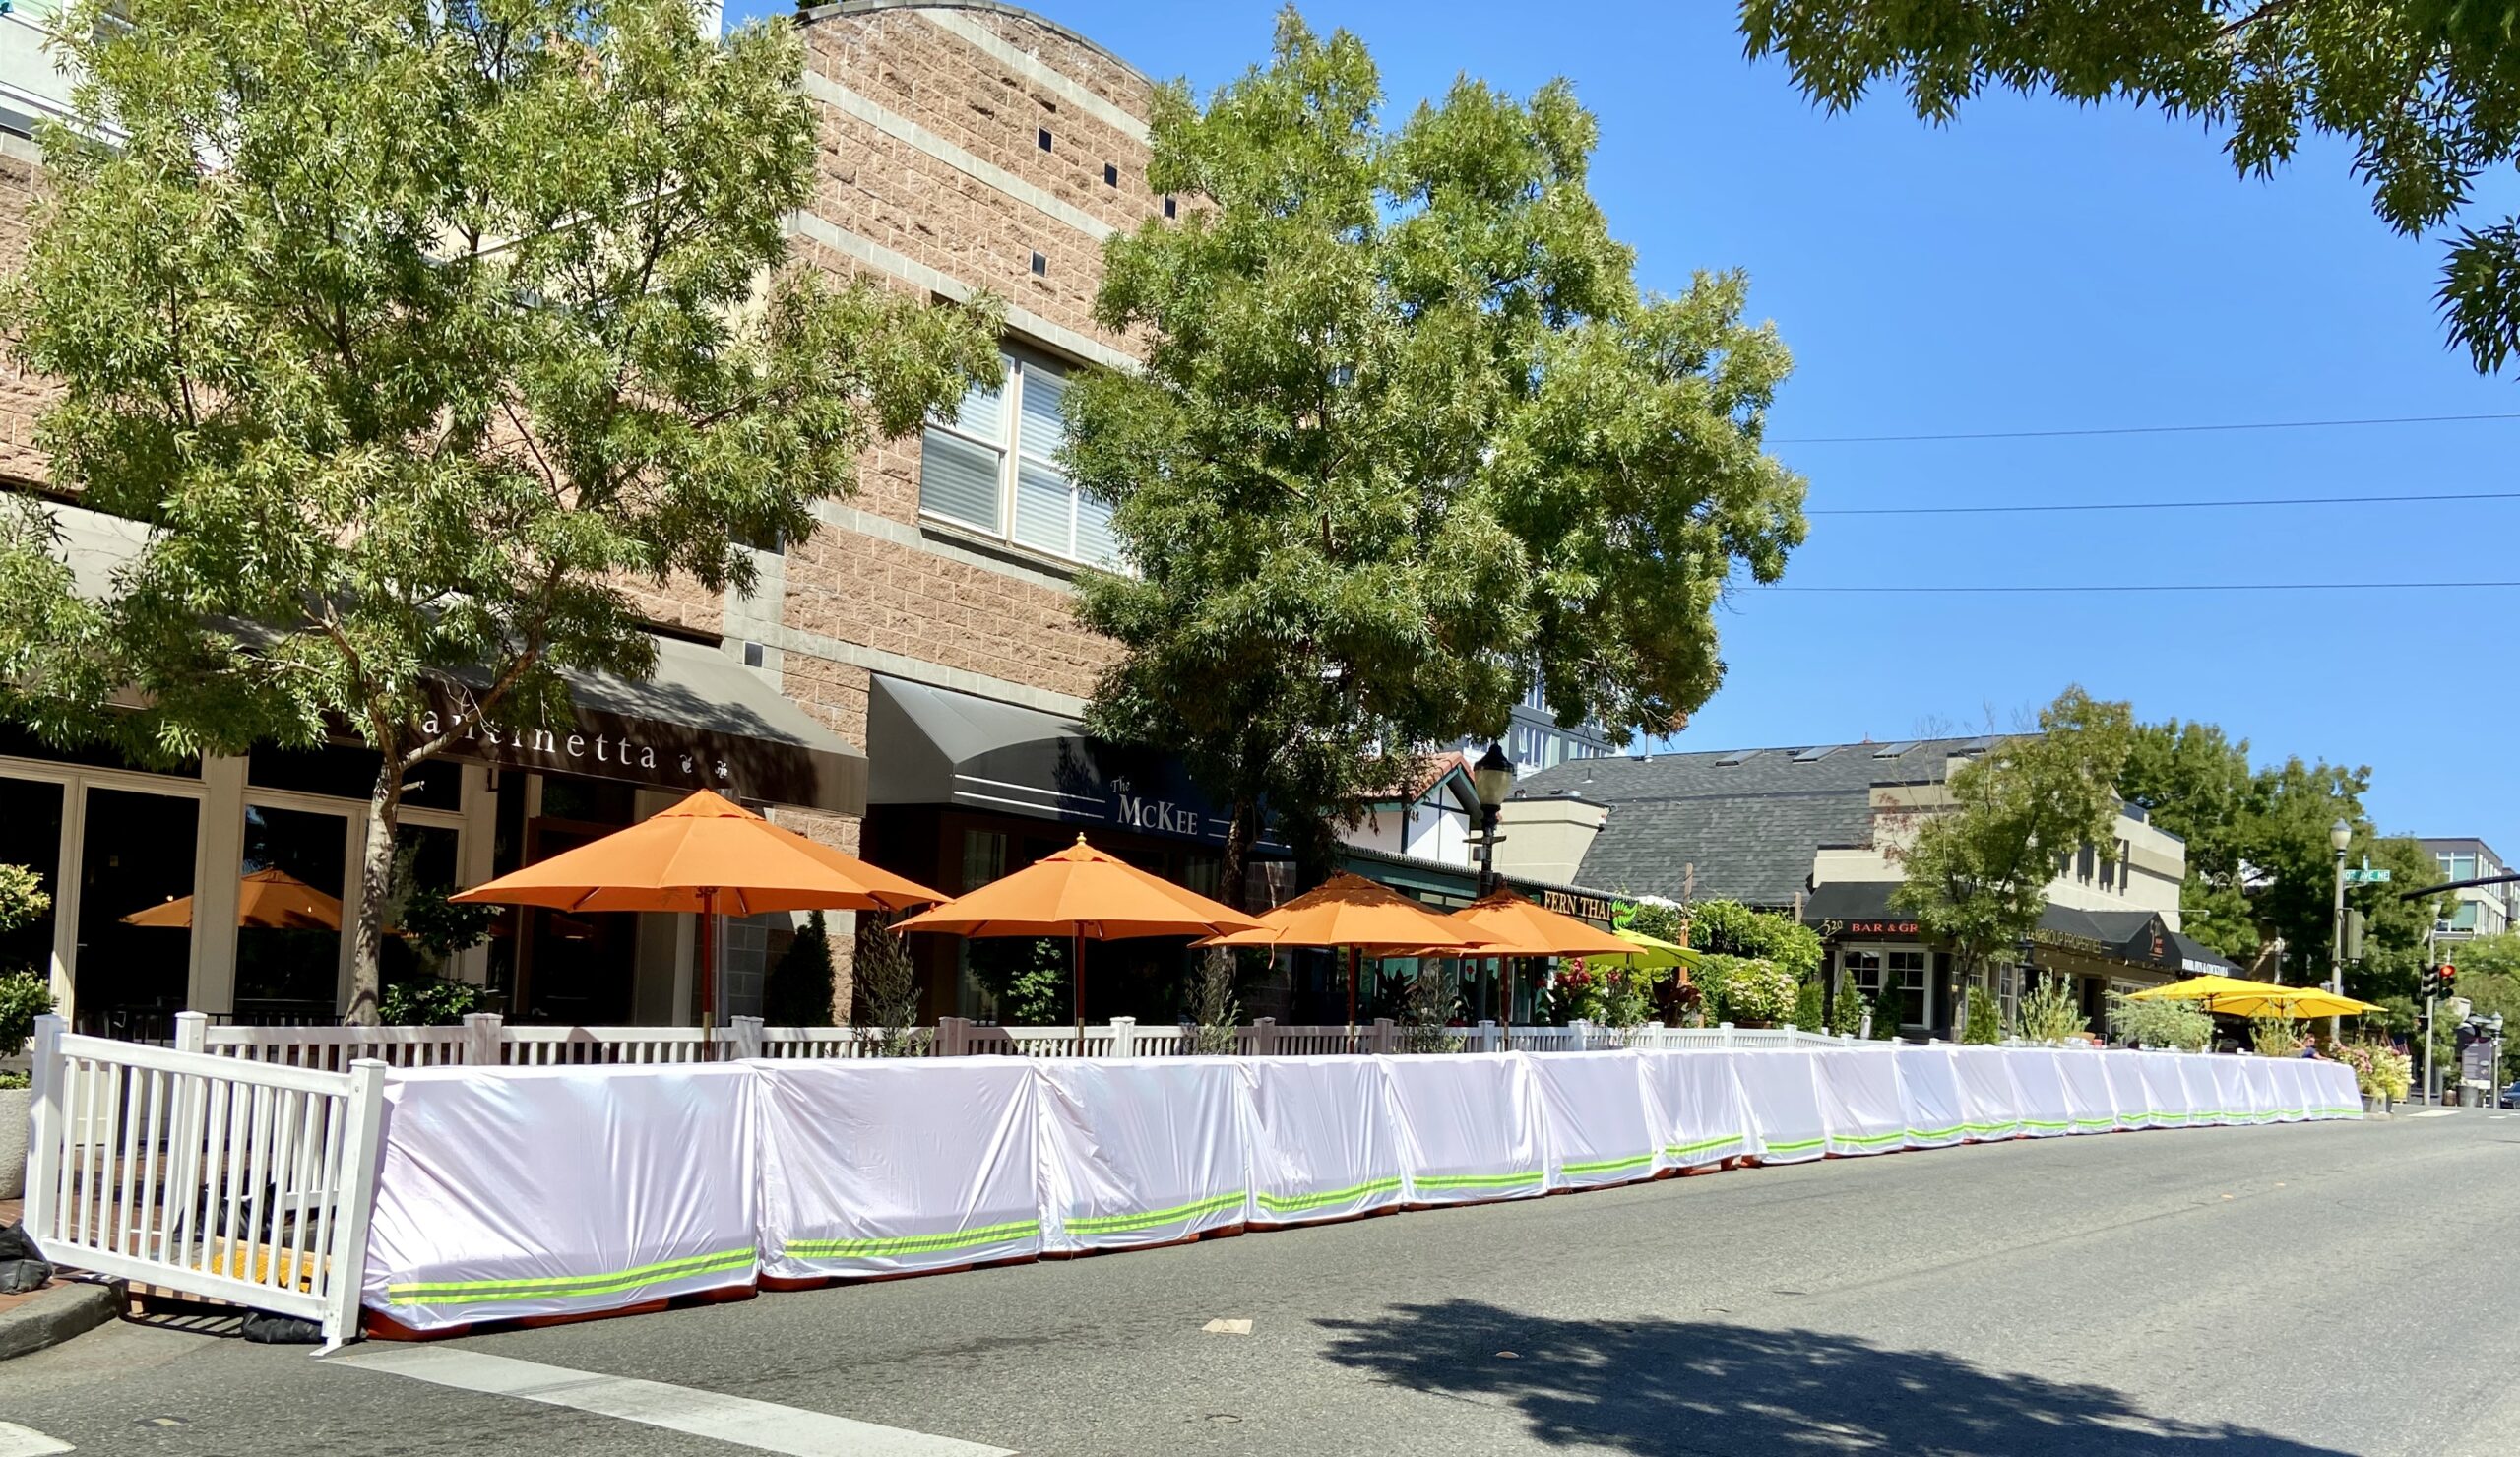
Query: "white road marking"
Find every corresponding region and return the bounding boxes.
[2413,1109,2461,1118]
[337,1346,1014,1456]
[0,1423,74,1457]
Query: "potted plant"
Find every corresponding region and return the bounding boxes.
[0,862,57,1200]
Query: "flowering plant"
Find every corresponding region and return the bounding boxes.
[2336,1038,2412,1102]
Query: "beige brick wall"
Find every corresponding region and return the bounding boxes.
[0,152,57,490]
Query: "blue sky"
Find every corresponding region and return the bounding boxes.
[745,2,2514,848]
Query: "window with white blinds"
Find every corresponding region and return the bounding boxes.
[917,347,1120,570]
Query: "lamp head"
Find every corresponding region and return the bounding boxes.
[1472,742,1516,811]
[2330,819,2352,854]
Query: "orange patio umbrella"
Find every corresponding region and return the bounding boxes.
[891,835,1262,1039]
[452,789,948,1051]
[1202,872,1492,1032]
[123,866,345,931]
[1440,890,1636,1044]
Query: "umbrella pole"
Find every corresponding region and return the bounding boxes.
[1497,956,1509,1052]
[699,889,718,1062]
[1072,929,1086,1048]
[1347,944,1358,1045]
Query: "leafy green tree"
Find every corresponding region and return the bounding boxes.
[1066,10,1805,902]
[2441,933,2520,1081]
[1739,1,2520,371]
[2120,719,2261,962]
[1893,687,2134,1016]
[0,0,998,1022]
[1687,899,1822,981]
[2120,722,2445,994]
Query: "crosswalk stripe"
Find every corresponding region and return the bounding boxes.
[337,1346,1014,1456]
[0,1423,74,1457]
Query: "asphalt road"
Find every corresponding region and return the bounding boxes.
[10,1109,2519,1456]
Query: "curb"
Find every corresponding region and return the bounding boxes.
[0,1280,125,1362]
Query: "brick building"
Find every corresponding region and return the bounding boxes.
[0,2,1251,1032]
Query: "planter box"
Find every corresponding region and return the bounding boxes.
[1,1084,28,1201]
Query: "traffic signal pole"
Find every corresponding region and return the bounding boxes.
[2425,992,2436,1106]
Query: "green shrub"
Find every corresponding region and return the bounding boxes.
[850,915,929,1056]
[1829,976,1866,1037]
[378,975,489,1027]
[1185,948,1241,1055]
[0,862,50,936]
[1,969,57,1057]
[1868,974,1903,1040]
[2249,1013,2305,1058]
[765,912,838,1027]
[2019,974,2090,1043]
[2338,1038,2411,1101]
[2105,990,2213,1050]
[1398,964,1462,1053]
[1793,979,1825,1032]
[1703,954,1796,1024]
[1963,985,2002,1045]
[1688,900,1821,982]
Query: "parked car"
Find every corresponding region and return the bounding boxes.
[2500,1079,2520,1109]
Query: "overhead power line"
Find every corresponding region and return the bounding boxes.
[1758,581,2520,595]
[1808,489,2520,517]
[1773,412,2520,445]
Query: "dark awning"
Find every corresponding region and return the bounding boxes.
[865,675,1270,849]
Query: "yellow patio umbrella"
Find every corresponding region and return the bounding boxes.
[1439,891,1638,1040]
[1606,927,1703,973]
[2208,985,2384,1020]
[2125,974,2273,1004]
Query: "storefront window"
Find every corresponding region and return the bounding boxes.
[0,777,63,981]
[249,741,461,810]
[76,786,200,1035]
[232,804,348,1019]
[381,824,463,987]
[961,828,1007,891]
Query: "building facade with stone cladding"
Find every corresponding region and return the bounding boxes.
[0,3,1222,1028]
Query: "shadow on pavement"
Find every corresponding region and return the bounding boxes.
[1318,1299,2342,1455]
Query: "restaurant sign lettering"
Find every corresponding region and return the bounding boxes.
[1540,889,1618,925]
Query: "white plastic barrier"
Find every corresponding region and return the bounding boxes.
[346,1045,2362,1337]
[1892,1045,1967,1149]
[1732,1051,1828,1164]
[1528,1051,1659,1190]
[1643,1049,1760,1170]
[1243,1056,1405,1226]
[1382,1053,1548,1204]
[2135,1052,2195,1127]
[363,1063,758,1333]
[1037,1059,1250,1251]
[2054,1051,2120,1134]
[2099,1053,2155,1130]
[756,1059,1041,1281]
[2009,1049,2074,1137]
[1815,1049,1909,1157]
[1952,1046,2026,1140]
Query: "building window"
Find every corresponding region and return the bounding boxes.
[2445,853,2478,881]
[1103,162,1118,187]
[1038,127,1052,152]
[1029,250,1047,277]
[1163,194,1176,219]
[918,347,1120,570]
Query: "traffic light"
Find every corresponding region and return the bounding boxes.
[2343,909,2365,962]
[2441,964,2459,998]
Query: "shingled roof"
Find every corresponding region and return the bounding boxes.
[1517,737,2007,907]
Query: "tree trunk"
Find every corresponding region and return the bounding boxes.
[1220,795,1261,912]
[346,754,407,1026]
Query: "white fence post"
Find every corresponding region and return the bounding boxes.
[1372,1017,1396,1053]
[320,1058,391,1354]
[1568,1018,1592,1051]
[1476,1019,1498,1052]
[21,1014,64,1235]
[1250,1017,1276,1055]
[730,1015,765,1060]
[1719,1021,1735,1048]
[936,1016,970,1056]
[1108,1016,1136,1058]
[173,1010,209,1055]
[463,1012,504,1066]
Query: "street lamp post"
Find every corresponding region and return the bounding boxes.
[1471,742,1516,1036]
[2329,819,2352,1045]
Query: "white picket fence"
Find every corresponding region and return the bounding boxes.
[18,1016,386,1352]
[184,1012,1858,1067]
